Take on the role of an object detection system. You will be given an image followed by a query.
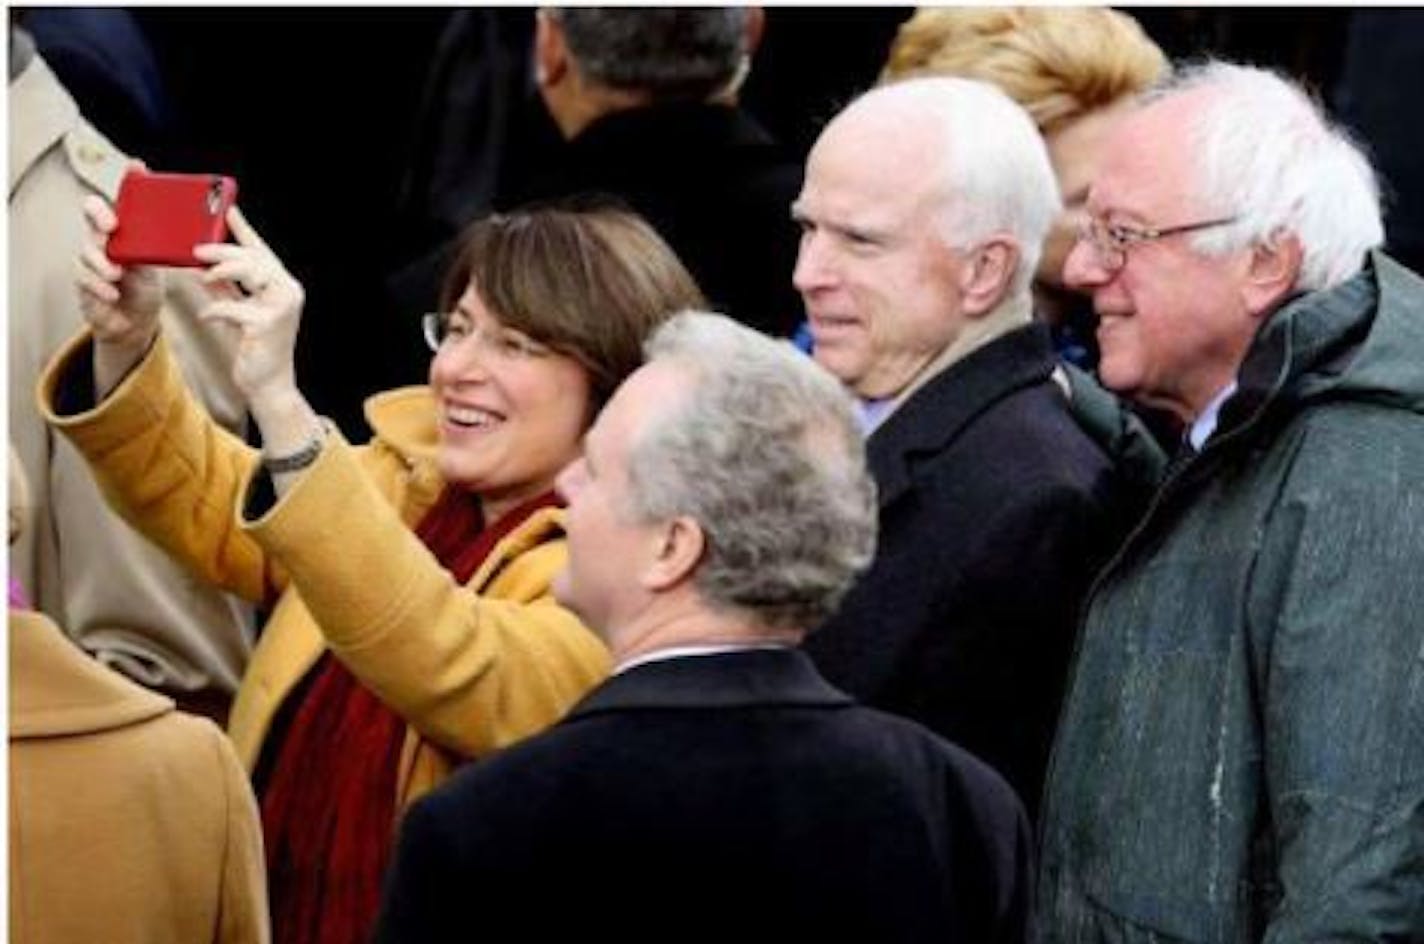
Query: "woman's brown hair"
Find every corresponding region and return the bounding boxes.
[440,202,706,408]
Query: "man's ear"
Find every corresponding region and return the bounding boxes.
[957,237,1020,318]
[641,515,705,592]
[1242,229,1303,319]
[534,10,569,89]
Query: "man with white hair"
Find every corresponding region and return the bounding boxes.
[793,76,1133,816]
[375,312,1032,944]
[1039,61,1424,940]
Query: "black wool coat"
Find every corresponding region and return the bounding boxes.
[375,649,1031,944]
[507,102,806,338]
[804,324,1130,819]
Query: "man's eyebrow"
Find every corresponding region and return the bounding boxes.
[791,207,886,243]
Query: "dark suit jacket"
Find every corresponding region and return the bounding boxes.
[387,101,804,341]
[376,649,1031,944]
[510,103,804,337]
[804,324,1127,819]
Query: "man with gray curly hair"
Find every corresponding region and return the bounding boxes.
[376,312,1032,944]
[1040,61,1424,940]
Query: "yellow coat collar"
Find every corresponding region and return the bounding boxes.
[9,609,172,738]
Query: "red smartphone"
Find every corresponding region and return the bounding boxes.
[107,169,239,267]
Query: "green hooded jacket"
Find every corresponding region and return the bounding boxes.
[1039,251,1424,943]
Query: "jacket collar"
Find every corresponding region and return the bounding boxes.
[9,609,173,738]
[360,384,567,587]
[364,385,440,464]
[9,53,79,197]
[867,322,1058,507]
[572,102,778,157]
[1215,250,1424,454]
[566,648,853,719]
[1137,252,1424,519]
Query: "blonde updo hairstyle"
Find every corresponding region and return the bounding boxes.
[881,7,1168,134]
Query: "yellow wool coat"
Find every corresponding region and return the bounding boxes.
[9,609,268,944]
[39,330,611,808]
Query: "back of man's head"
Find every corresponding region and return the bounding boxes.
[627,312,877,631]
[548,8,751,103]
[1149,60,1383,292]
[839,77,1062,302]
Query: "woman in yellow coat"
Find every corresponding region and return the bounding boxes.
[42,200,704,944]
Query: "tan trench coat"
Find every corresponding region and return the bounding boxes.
[9,48,251,706]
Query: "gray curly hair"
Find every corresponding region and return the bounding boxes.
[622,312,878,631]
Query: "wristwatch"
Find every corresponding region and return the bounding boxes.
[262,419,331,474]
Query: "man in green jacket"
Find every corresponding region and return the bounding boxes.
[1039,61,1424,940]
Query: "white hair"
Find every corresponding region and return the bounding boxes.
[625,312,877,631]
[1151,60,1383,291]
[853,77,1063,301]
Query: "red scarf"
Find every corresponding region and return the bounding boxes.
[260,486,560,944]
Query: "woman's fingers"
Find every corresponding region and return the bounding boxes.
[192,242,245,264]
[225,204,270,253]
[82,194,117,235]
[200,299,269,329]
[79,242,122,283]
[199,257,268,292]
[75,264,121,305]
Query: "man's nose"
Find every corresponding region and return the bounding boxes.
[793,233,835,294]
[1063,238,1110,291]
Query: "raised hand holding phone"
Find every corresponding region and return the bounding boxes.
[194,206,305,404]
[76,191,164,397]
[195,207,324,482]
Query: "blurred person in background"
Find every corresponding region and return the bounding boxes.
[9,22,251,720]
[388,7,803,343]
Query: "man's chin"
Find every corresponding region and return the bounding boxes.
[1094,353,1137,396]
[811,347,861,389]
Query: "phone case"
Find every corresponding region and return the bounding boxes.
[107,170,239,267]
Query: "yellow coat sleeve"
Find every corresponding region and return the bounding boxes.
[243,438,611,757]
[39,329,278,604]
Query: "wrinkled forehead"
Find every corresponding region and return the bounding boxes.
[1088,93,1210,223]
